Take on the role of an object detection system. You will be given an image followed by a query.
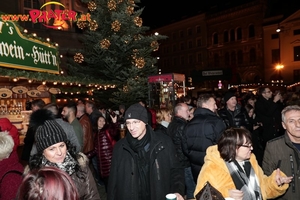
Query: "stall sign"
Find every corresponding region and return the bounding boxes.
[0,19,59,74]
[148,73,185,83]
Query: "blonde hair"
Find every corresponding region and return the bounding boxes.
[0,131,14,161]
[156,108,171,124]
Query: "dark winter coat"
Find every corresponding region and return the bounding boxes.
[255,96,284,143]
[21,126,35,162]
[154,123,168,135]
[167,116,190,168]
[182,107,226,182]
[107,126,185,200]
[262,133,300,199]
[218,104,250,130]
[71,153,100,200]
[87,123,118,178]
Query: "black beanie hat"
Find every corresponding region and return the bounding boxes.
[223,92,235,103]
[35,120,67,152]
[124,103,148,124]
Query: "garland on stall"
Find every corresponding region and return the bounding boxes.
[0,67,115,88]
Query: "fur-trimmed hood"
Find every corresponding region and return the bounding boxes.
[29,109,55,129]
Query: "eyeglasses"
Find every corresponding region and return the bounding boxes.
[239,144,252,148]
[125,120,141,127]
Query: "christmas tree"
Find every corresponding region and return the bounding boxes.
[68,0,167,108]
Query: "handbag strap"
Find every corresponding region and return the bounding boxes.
[1,170,22,184]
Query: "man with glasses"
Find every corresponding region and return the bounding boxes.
[107,103,185,200]
[262,105,300,199]
[255,86,284,150]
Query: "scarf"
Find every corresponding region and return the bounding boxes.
[161,121,169,128]
[225,160,262,200]
[41,151,77,175]
[126,130,151,200]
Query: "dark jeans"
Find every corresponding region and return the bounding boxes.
[185,167,196,199]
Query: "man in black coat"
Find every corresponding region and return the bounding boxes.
[107,103,185,200]
[255,86,284,147]
[167,103,196,199]
[21,99,45,164]
[218,92,250,130]
[182,93,226,182]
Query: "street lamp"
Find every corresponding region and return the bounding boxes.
[273,25,284,83]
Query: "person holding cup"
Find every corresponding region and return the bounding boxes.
[107,103,185,200]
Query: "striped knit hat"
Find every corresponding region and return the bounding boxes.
[35,120,67,152]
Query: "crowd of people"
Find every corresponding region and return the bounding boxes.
[1,86,300,199]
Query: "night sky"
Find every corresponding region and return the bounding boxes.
[138,0,300,29]
[138,0,207,29]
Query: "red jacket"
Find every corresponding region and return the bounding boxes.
[0,151,24,200]
[87,123,119,178]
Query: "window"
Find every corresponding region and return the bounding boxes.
[213,33,218,45]
[214,53,220,67]
[294,29,300,35]
[197,38,202,47]
[248,24,255,38]
[249,48,256,63]
[180,42,184,50]
[230,29,235,41]
[294,46,300,61]
[237,50,243,64]
[23,0,40,28]
[24,0,39,8]
[237,27,242,40]
[224,30,229,43]
[231,51,236,64]
[196,26,201,33]
[271,34,279,39]
[180,56,185,65]
[188,40,193,48]
[225,52,230,66]
[173,44,177,52]
[272,49,280,63]
[294,69,300,82]
[188,28,192,36]
[173,57,178,66]
[197,53,202,63]
[188,55,194,64]
[172,32,176,39]
[180,30,184,38]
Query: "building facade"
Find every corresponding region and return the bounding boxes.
[150,0,300,95]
